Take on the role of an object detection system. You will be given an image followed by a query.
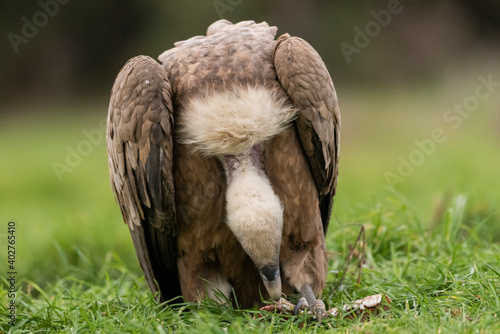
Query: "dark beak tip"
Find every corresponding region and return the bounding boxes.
[260,264,280,282]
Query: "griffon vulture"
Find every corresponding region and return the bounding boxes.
[107,20,340,318]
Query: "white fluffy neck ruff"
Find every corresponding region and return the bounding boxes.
[179,86,295,156]
[222,149,283,269]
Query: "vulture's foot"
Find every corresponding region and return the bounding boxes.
[294,297,309,314]
[294,285,327,322]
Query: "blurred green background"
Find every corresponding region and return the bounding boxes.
[1,0,499,285]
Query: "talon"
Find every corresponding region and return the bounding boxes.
[312,300,327,322]
[316,309,324,322]
[294,297,309,315]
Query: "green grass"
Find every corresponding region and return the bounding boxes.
[1,71,499,332]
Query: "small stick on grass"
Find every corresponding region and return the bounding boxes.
[333,224,366,291]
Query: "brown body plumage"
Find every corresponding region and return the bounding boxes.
[107,20,340,315]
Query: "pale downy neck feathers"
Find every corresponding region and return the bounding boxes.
[178,85,292,269]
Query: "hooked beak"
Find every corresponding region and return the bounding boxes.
[260,264,282,301]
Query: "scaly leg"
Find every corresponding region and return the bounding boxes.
[294,284,326,322]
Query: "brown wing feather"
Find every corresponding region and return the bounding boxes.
[106,55,180,302]
[273,34,341,232]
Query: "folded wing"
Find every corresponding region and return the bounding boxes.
[106,55,180,302]
[273,34,341,232]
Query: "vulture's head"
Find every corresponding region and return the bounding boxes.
[223,151,283,300]
[180,86,295,300]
